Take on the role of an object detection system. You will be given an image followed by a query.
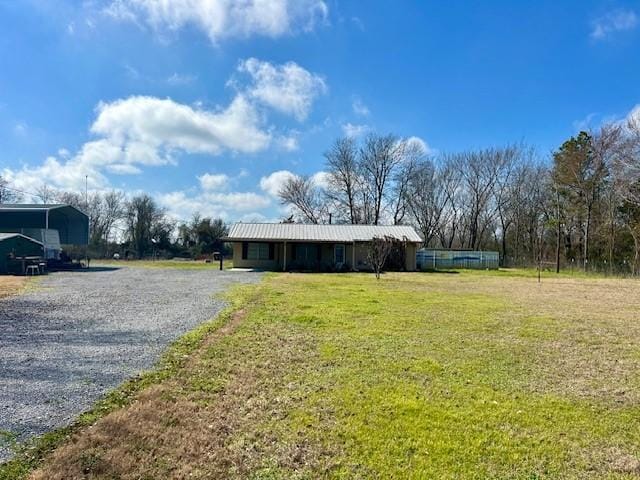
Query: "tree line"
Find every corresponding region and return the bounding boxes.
[279,119,640,274]
[0,184,228,260]
[3,116,640,272]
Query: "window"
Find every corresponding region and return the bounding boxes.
[334,244,345,264]
[293,244,319,262]
[247,242,270,260]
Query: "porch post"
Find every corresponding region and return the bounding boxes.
[283,241,287,271]
[352,241,356,271]
[44,209,49,260]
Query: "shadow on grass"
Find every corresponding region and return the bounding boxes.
[419,269,460,274]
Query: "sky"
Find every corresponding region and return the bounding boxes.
[1,0,640,222]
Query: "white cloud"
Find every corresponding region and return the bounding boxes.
[167,72,197,85]
[1,156,108,195]
[198,172,229,190]
[405,136,433,155]
[2,58,326,219]
[277,134,299,152]
[341,122,369,138]
[352,97,369,116]
[311,171,329,189]
[106,164,143,175]
[236,58,327,121]
[106,0,328,43]
[573,112,598,132]
[259,170,296,197]
[91,95,271,157]
[2,94,272,194]
[591,9,638,40]
[158,189,271,221]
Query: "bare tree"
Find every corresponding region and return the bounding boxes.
[325,137,362,223]
[613,118,640,274]
[36,184,54,204]
[0,176,20,203]
[457,147,515,249]
[390,139,424,225]
[405,158,449,246]
[278,175,327,224]
[436,156,464,248]
[360,134,404,225]
[367,236,394,280]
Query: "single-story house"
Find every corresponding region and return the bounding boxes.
[224,223,422,271]
[0,233,44,274]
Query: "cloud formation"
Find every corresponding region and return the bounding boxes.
[198,173,230,190]
[157,189,272,221]
[351,97,370,116]
[591,9,638,40]
[405,136,433,155]
[106,0,328,43]
[259,170,296,197]
[236,58,327,121]
[341,122,369,138]
[2,58,325,197]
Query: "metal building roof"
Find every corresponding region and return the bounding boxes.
[0,204,89,245]
[0,204,85,214]
[0,232,43,245]
[226,223,422,243]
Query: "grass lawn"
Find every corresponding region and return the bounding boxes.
[7,270,640,479]
[0,276,28,299]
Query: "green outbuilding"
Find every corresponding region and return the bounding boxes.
[0,233,44,274]
[0,204,89,259]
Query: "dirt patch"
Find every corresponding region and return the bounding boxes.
[0,276,28,299]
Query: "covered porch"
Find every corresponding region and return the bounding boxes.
[232,240,417,272]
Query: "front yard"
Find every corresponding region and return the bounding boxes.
[6,270,640,479]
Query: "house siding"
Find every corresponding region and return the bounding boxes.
[231,240,419,272]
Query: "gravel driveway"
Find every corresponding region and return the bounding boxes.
[0,266,261,462]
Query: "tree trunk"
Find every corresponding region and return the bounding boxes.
[554,187,560,273]
[584,204,592,271]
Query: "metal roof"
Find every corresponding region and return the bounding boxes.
[0,232,43,245]
[0,204,86,215]
[226,223,422,243]
[0,204,89,245]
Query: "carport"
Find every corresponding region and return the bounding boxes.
[0,204,89,258]
[0,233,44,274]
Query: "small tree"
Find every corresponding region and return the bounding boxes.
[367,236,394,280]
[0,175,21,204]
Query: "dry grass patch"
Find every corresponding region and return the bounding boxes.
[0,276,28,299]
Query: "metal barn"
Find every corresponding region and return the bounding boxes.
[417,249,500,270]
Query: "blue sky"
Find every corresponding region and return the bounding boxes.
[1,0,640,221]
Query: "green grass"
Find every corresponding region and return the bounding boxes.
[15,270,640,479]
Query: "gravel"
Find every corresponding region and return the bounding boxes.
[0,265,261,462]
